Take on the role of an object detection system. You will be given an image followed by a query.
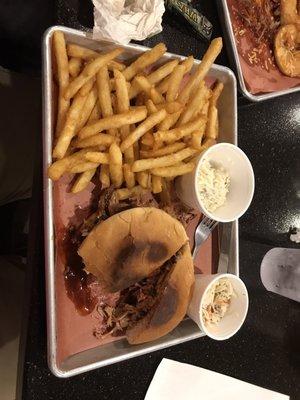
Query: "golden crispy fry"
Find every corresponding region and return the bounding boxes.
[201,100,210,117]
[151,161,195,177]
[166,64,185,102]
[133,75,164,104]
[123,43,167,81]
[74,133,116,148]
[69,162,99,174]
[88,101,101,122]
[140,142,186,158]
[120,109,167,152]
[97,65,118,136]
[109,143,123,188]
[155,115,206,144]
[151,175,163,193]
[53,31,70,136]
[66,44,126,71]
[146,99,158,114]
[210,81,224,106]
[178,38,223,105]
[155,101,183,114]
[190,129,204,150]
[71,168,97,193]
[48,149,92,180]
[129,59,179,99]
[206,106,218,139]
[177,82,208,126]
[68,57,82,78]
[78,76,96,96]
[114,69,136,186]
[78,107,147,139]
[76,87,98,132]
[84,151,110,164]
[123,164,135,189]
[53,90,89,159]
[158,110,181,130]
[64,48,124,99]
[156,55,194,95]
[132,147,197,172]
[114,185,146,200]
[136,171,151,188]
[100,164,110,188]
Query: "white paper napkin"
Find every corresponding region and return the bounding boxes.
[145,358,289,400]
[92,0,165,45]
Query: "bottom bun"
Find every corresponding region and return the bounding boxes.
[126,243,195,345]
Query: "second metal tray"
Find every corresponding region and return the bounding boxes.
[43,25,239,378]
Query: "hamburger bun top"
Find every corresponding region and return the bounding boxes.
[126,243,195,344]
[78,207,189,292]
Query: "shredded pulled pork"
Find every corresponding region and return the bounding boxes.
[94,256,176,338]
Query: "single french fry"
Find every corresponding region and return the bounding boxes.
[53,90,89,159]
[114,185,145,200]
[74,133,116,148]
[123,164,135,189]
[100,164,110,188]
[67,44,125,71]
[109,143,123,188]
[76,86,98,132]
[166,64,185,102]
[69,162,99,174]
[88,101,101,122]
[120,109,167,152]
[114,69,136,186]
[64,47,124,99]
[206,106,218,139]
[78,107,147,139]
[132,147,197,172]
[200,137,216,151]
[53,31,70,136]
[79,76,96,96]
[123,43,167,81]
[136,171,151,188]
[151,161,195,177]
[152,175,163,193]
[133,75,165,104]
[71,168,97,193]
[210,81,224,106]
[177,82,207,126]
[158,110,182,130]
[190,130,204,150]
[97,65,118,136]
[84,151,110,164]
[68,57,82,78]
[155,101,183,114]
[155,115,206,144]
[129,59,179,99]
[201,100,210,117]
[178,38,223,105]
[140,142,186,158]
[156,56,194,95]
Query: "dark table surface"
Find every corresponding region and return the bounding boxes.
[15,1,300,399]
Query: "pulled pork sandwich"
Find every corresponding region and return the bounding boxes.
[78,207,195,344]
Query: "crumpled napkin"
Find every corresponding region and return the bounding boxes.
[92,0,165,45]
[145,359,289,400]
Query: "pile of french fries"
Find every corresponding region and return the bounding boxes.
[48,31,224,197]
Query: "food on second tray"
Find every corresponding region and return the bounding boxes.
[197,159,230,212]
[228,0,300,93]
[78,207,195,344]
[201,277,234,326]
[48,31,224,195]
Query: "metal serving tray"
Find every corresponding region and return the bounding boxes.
[217,0,300,102]
[43,25,239,378]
